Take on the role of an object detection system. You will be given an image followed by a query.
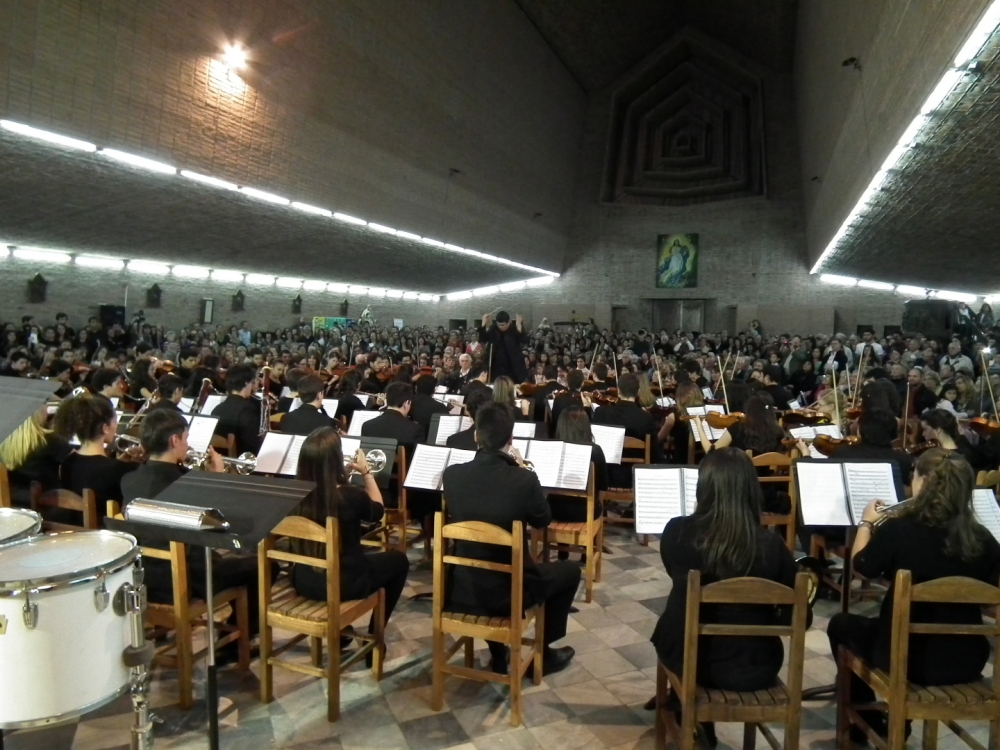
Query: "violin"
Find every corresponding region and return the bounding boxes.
[968,416,1000,438]
[780,409,831,428]
[706,412,744,430]
[518,382,539,397]
[812,434,861,456]
[845,407,862,420]
[906,440,940,456]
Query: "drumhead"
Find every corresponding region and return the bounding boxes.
[0,530,138,594]
[0,508,41,545]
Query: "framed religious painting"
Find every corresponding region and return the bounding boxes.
[655,233,698,288]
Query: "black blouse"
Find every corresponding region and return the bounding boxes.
[298,485,385,583]
[60,452,138,516]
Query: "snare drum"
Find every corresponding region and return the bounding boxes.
[0,507,41,547]
[0,530,140,728]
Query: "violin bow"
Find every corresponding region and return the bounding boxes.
[654,354,665,402]
[982,351,999,421]
[903,380,911,450]
[589,341,599,375]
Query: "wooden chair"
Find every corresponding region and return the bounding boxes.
[431,513,544,727]
[532,464,603,602]
[209,433,236,457]
[837,571,1000,750]
[752,452,797,550]
[361,446,420,553]
[975,470,1000,496]
[655,570,810,750]
[602,435,651,545]
[30,484,98,531]
[0,462,11,508]
[108,500,251,709]
[259,516,384,722]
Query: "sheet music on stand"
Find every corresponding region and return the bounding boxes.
[179,397,194,413]
[181,414,219,453]
[656,396,676,407]
[428,414,473,446]
[255,433,307,475]
[794,459,897,526]
[686,404,726,440]
[511,421,540,439]
[403,444,477,490]
[591,424,625,464]
[355,394,372,407]
[347,410,381,435]
[788,425,842,459]
[511,439,591,491]
[972,488,1000,542]
[633,465,700,535]
[701,387,714,400]
[201,394,225,415]
[288,398,339,419]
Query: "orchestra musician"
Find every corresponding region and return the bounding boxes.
[446,386,492,451]
[550,369,586,431]
[91,367,127,403]
[175,347,200,383]
[210,364,264,455]
[693,392,785,457]
[492,375,532,421]
[594,373,667,465]
[652,448,812,745]
[54,393,138,520]
[531,365,566,422]
[442,404,579,676]
[292,428,410,660]
[479,310,528,383]
[184,354,223,398]
[279,374,336,436]
[409,374,451,441]
[147,373,185,413]
[582,362,612,392]
[120,409,265,658]
[918,408,982,469]
[334,369,368,426]
[276,367,305,414]
[550,404,608,524]
[827,449,1000,743]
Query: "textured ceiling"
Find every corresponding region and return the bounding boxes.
[820,36,1000,293]
[0,131,542,294]
[513,0,799,91]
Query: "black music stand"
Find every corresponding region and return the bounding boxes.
[106,472,314,750]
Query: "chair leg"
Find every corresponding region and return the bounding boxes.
[464,636,474,668]
[784,707,801,750]
[836,648,852,750]
[922,719,938,750]
[886,700,907,750]
[988,714,998,750]
[431,629,445,712]
[372,589,385,680]
[655,664,668,750]
[509,638,522,727]
[176,617,194,709]
[533,607,544,686]
[595,523,603,582]
[259,619,274,703]
[236,589,250,671]
[743,723,757,750]
[327,631,341,723]
[679,695,696,750]
[310,636,323,668]
[584,536,595,604]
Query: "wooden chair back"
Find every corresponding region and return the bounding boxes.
[974,470,1000,495]
[30,484,98,531]
[751,452,797,550]
[603,436,651,545]
[0,462,11,508]
[431,512,543,726]
[622,435,651,464]
[209,433,236,456]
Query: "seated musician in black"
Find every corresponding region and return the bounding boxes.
[459,364,490,398]
[409,374,450,442]
[551,369,586,432]
[582,362,612,392]
[334,369,368,427]
[531,365,566,422]
[442,405,580,675]
[550,405,608,523]
[120,409,265,653]
[828,449,1000,743]
[147,373,185,413]
[920,408,983,471]
[652,448,810,744]
[54,393,138,522]
[210,364,263,455]
[293,427,409,663]
[276,367,306,414]
[446,386,492,451]
[592,372,668,465]
[280,374,335,436]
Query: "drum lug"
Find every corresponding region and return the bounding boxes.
[94,581,110,612]
[23,600,38,630]
[114,582,146,617]
[0,614,7,635]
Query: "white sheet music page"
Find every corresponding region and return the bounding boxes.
[256,432,293,474]
[814,425,843,438]
[446,448,477,467]
[109,397,119,409]
[796,462,851,525]
[186,416,218,454]
[656,396,676,407]
[788,427,817,440]
[511,438,530,458]
[289,398,302,412]
[347,410,380,436]
[702,387,714,400]
[591,424,625,464]
[179,398,194,414]
[843,463,897,522]
[555,443,591,490]
[972,489,1000,542]
[355,394,371,407]
[202,394,224,415]
[279,435,307,475]
[340,437,360,457]
[634,467,684,535]
[433,415,464,446]
[321,399,339,419]
[682,468,699,516]
[526,440,564,489]
[511,422,536,439]
[404,444,450,490]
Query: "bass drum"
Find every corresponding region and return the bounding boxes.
[0,508,41,546]
[0,530,140,729]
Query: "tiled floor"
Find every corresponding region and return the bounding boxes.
[6,529,995,749]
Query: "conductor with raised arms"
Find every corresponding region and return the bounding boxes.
[479,310,527,384]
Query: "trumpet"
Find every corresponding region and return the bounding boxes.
[508,447,535,472]
[344,449,388,477]
[183,450,258,475]
[113,434,142,452]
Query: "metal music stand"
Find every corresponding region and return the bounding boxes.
[106,472,314,750]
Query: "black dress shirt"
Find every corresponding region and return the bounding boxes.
[280,403,335,436]
[409,393,450,442]
[592,401,664,463]
[446,427,478,451]
[211,394,263,455]
[360,409,423,451]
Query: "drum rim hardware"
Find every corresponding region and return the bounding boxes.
[0,507,42,545]
[0,530,140,597]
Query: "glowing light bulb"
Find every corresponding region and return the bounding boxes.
[222,44,247,70]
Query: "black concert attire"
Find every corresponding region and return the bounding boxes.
[479,322,528,383]
[360,410,437,519]
[280,403,335,436]
[211,394,263,455]
[828,516,1000,727]
[582,378,612,393]
[147,399,183,413]
[7,435,72,507]
[276,395,296,414]
[446,369,474,394]
[548,444,607,523]
[335,394,367,427]
[550,391,584,434]
[446,427,478,451]
[60,452,138,522]
[532,381,566,423]
[764,383,794,408]
[291,485,409,633]
[442,450,581,655]
[653,515,808,691]
[409,393,450,442]
[592,400,665,485]
[121,462,267,635]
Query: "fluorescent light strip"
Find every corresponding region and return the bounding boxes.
[240,187,290,205]
[172,264,210,279]
[276,277,302,289]
[0,247,8,258]
[328,283,349,293]
[857,279,894,291]
[75,255,124,270]
[303,280,328,291]
[368,223,397,234]
[334,213,367,226]
[100,148,176,174]
[210,269,244,282]
[127,260,170,275]
[246,274,276,285]
[811,8,1000,275]
[896,285,928,296]
[0,120,97,151]
[291,202,332,217]
[12,247,72,263]
[933,290,978,303]
[180,170,238,190]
